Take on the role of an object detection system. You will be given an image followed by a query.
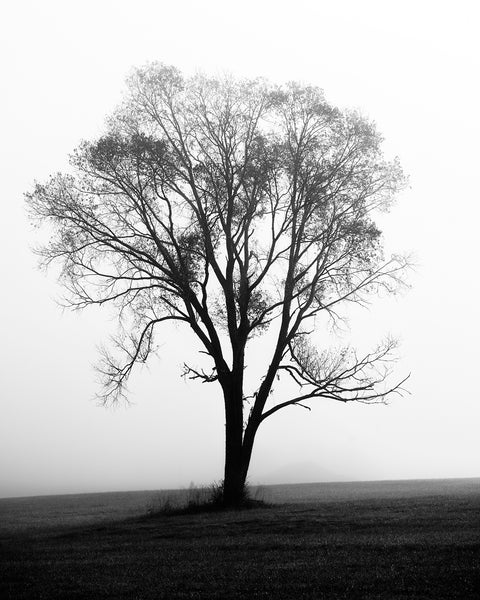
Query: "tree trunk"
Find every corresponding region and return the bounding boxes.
[223,447,247,506]
[223,411,259,506]
[222,390,245,506]
[222,367,251,506]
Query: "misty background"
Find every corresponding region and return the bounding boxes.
[1,0,479,498]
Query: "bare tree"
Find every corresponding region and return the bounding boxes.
[27,64,409,506]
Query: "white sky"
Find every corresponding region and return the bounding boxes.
[1,0,479,498]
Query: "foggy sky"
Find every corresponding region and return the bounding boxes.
[1,0,479,498]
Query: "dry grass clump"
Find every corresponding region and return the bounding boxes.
[146,481,268,515]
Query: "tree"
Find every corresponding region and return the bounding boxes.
[27,64,409,506]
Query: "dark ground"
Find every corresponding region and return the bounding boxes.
[1,481,480,599]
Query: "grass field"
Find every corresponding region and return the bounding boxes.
[1,479,479,599]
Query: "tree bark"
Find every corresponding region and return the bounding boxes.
[222,409,259,506]
[222,366,250,506]
[223,445,246,506]
[223,404,246,505]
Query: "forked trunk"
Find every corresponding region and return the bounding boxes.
[223,453,247,506]
[223,413,257,507]
[222,369,256,506]
[223,391,246,506]
[221,348,261,506]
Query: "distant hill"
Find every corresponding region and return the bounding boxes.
[251,461,346,485]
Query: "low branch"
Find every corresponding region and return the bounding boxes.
[182,363,218,383]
